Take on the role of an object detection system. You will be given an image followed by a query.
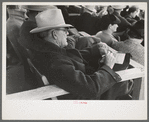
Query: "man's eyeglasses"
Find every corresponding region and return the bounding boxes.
[55,28,69,35]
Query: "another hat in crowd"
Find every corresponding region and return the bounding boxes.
[112,5,126,10]
[22,5,57,11]
[30,9,73,33]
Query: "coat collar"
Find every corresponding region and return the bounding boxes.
[30,33,70,56]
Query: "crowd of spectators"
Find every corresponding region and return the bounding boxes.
[6,5,145,100]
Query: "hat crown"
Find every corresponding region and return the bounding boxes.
[30,9,72,33]
[35,9,65,28]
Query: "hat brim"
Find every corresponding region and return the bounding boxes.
[30,24,73,33]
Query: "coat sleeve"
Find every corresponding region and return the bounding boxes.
[50,57,122,99]
[79,44,102,62]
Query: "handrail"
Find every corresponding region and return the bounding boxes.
[6,85,69,100]
[6,59,144,100]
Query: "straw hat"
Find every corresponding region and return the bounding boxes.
[22,5,57,11]
[112,5,126,10]
[30,9,72,33]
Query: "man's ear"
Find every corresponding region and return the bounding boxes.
[108,24,112,29]
[51,30,58,40]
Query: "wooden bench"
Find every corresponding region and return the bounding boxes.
[6,58,144,100]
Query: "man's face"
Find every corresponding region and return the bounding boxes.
[55,28,69,48]
[111,24,118,32]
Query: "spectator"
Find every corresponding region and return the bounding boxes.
[95,14,121,46]
[18,5,58,87]
[7,5,27,67]
[138,9,145,20]
[125,6,139,24]
[112,5,131,32]
[29,9,131,100]
[96,5,108,18]
[107,5,114,15]
[120,5,129,17]
[111,20,144,65]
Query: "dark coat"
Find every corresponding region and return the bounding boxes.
[28,36,122,100]
[74,12,102,35]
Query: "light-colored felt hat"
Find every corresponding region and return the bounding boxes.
[22,5,57,11]
[112,5,126,10]
[30,9,73,33]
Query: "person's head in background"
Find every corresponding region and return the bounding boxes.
[111,5,126,14]
[7,5,27,20]
[95,5,107,13]
[21,5,57,22]
[30,9,72,48]
[107,5,114,15]
[127,5,140,18]
[120,5,129,17]
[138,9,145,20]
[126,20,144,42]
[99,14,121,34]
[95,5,108,18]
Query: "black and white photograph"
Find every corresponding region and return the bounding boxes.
[2,2,147,120]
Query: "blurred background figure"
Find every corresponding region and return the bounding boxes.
[7,5,27,68]
[107,5,114,15]
[112,5,131,32]
[120,5,129,17]
[124,5,140,24]
[138,9,145,20]
[95,5,108,18]
[56,5,71,24]
[18,5,58,88]
[95,14,121,46]
[111,20,144,65]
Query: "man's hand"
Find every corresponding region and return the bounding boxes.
[97,42,109,55]
[104,51,116,69]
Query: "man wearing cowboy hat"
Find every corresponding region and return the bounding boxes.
[27,9,126,100]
